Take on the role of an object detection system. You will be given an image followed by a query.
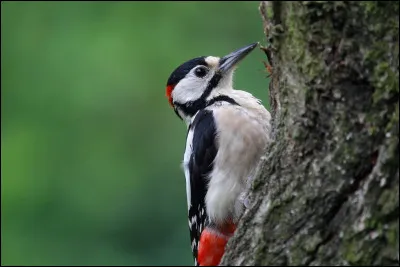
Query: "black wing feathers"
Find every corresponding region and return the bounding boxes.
[187,109,218,261]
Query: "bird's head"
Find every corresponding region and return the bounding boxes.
[165,42,258,122]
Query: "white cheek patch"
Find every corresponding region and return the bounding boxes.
[171,57,221,105]
[172,76,206,103]
[205,56,220,68]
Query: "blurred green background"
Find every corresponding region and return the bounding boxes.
[1,1,270,266]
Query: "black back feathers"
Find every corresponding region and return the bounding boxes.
[187,109,217,261]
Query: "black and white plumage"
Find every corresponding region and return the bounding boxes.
[166,43,272,266]
[186,109,216,259]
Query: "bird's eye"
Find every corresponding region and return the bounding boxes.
[194,66,208,78]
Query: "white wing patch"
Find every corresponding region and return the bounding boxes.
[189,215,197,227]
[183,128,194,211]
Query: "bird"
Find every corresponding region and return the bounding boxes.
[165,42,272,266]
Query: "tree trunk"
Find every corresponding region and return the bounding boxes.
[221,1,399,265]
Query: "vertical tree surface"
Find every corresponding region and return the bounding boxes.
[221,1,399,265]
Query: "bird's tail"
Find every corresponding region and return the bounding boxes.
[197,223,236,266]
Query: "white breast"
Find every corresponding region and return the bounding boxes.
[205,103,271,224]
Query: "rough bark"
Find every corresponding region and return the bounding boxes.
[221,1,399,266]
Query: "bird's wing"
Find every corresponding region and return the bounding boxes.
[183,109,218,263]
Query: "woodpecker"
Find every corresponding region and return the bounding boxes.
[166,43,272,266]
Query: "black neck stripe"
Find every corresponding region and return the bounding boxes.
[176,94,240,121]
[202,73,222,100]
[174,73,223,117]
[173,107,183,121]
[206,95,239,107]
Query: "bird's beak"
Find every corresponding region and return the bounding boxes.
[218,42,259,74]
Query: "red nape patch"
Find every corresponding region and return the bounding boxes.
[197,223,236,266]
[166,85,175,107]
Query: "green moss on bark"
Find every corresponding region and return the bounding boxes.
[221,1,399,266]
